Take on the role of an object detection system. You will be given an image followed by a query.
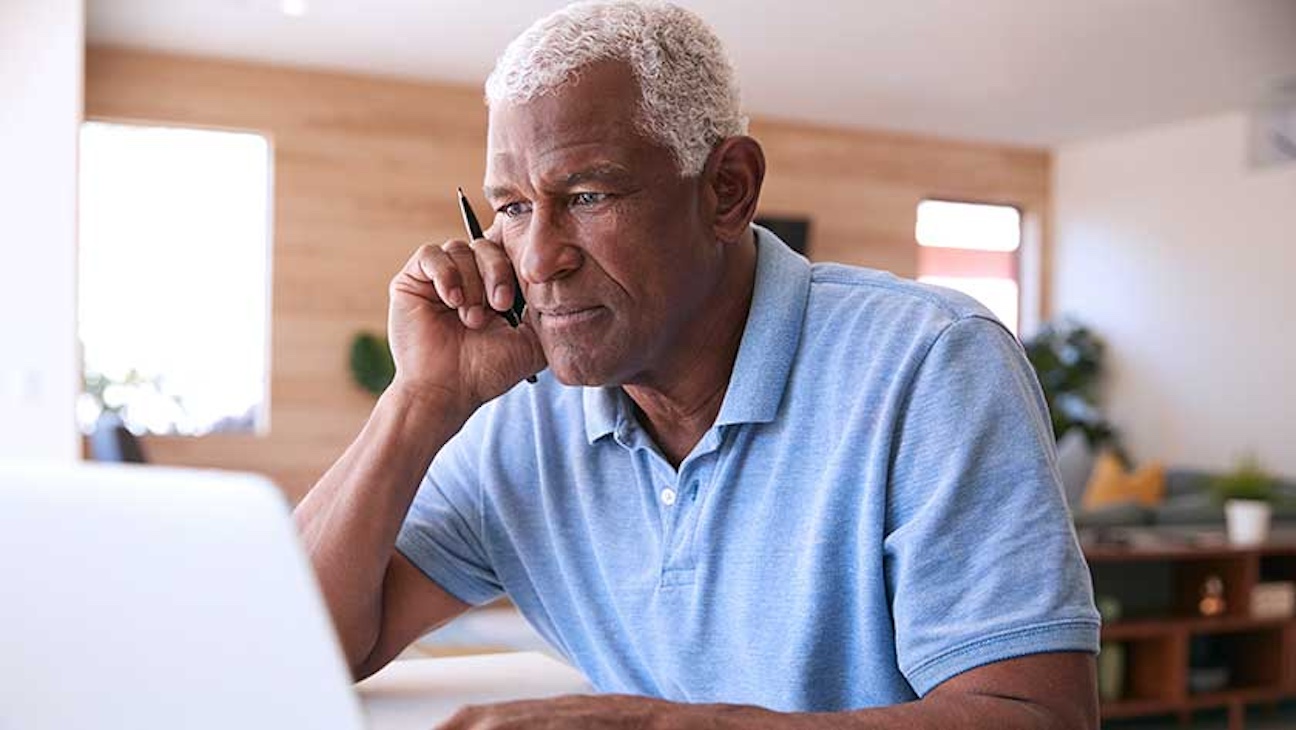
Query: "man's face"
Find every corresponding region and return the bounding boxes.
[484,62,721,386]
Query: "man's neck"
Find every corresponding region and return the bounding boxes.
[623,231,758,469]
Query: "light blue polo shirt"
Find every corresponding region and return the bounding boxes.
[396,227,1099,711]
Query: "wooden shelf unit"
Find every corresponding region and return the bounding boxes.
[1085,540,1296,729]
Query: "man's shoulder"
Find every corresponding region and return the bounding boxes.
[802,261,1002,347]
[808,262,991,321]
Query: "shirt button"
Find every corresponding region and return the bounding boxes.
[660,488,677,506]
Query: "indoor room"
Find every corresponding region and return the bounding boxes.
[3,1,1295,728]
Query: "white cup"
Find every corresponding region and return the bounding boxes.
[1225,499,1272,546]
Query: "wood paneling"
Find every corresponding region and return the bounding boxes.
[85,46,1051,502]
[749,116,1051,278]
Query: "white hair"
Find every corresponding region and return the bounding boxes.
[484,0,748,176]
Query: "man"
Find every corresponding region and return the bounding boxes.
[294,2,1100,728]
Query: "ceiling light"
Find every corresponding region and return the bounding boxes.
[281,0,307,17]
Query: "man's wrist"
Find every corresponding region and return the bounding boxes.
[664,701,789,730]
[377,379,479,465]
[384,378,477,425]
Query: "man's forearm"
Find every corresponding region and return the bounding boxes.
[434,688,1087,730]
[685,694,1074,730]
[292,382,469,668]
[670,653,1095,730]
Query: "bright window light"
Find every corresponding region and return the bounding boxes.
[78,122,272,436]
[919,276,1020,335]
[916,200,1021,252]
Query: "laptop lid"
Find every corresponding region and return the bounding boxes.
[0,461,365,730]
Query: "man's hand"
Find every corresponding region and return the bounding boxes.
[387,232,546,414]
[435,694,711,730]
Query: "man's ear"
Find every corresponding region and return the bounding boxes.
[702,136,766,245]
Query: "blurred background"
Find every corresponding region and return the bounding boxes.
[2,2,1295,727]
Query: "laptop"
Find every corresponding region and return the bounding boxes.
[0,460,366,730]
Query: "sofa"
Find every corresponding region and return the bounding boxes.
[1068,467,1296,530]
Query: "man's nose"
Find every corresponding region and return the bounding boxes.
[516,205,583,285]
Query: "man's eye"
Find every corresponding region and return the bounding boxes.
[498,201,532,218]
[571,192,609,207]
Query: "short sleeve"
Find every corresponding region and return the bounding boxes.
[395,406,505,607]
[884,315,1100,696]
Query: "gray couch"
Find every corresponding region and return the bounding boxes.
[1069,468,1296,530]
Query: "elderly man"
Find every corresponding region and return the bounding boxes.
[294,1,1100,728]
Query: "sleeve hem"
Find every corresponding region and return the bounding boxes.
[903,618,1101,696]
[394,537,503,607]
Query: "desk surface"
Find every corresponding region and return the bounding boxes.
[356,652,592,730]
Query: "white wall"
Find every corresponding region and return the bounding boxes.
[0,0,83,461]
[1053,112,1296,476]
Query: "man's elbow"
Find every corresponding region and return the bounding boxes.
[969,692,1097,730]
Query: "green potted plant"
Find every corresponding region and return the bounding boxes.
[1212,455,1278,546]
[1022,318,1123,458]
[349,332,395,397]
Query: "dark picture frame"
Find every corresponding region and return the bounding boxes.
[754,216,811,255]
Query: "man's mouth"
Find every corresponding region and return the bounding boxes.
[537,306,606,329]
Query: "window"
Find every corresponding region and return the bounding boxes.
[77,122,272,436]
[915,199,1021,334]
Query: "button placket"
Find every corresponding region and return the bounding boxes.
[660,427,733,586]
[655,477,681,584]
[658,459,707,584]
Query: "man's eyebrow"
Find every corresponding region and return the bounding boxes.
[560,164,632,188]
[482,184,517,203]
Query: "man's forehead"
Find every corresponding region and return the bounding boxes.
[487,94,640,153]
[483,145,638,198]
[484,109,667,196]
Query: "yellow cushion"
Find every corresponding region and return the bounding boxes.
[1082,451,1166,510]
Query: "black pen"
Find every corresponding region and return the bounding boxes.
[457,187,536,384]
[457,187,525,327]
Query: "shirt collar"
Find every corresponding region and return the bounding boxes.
[713,226,811,427]
[583,384,625,444]
[583,226,812,444]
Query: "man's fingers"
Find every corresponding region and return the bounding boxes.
[439,240,496,328]
[438,239,487,304]
[399,245,461,308]
[395,238,522,331]
[469,237,517,313]
[397,243,462,309]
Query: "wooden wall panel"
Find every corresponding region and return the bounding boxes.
[85,46,1051,502]
[750,117,1051,278]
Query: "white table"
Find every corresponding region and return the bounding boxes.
[356,652,592,730]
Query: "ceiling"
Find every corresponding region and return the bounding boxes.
[87,0,1296,147]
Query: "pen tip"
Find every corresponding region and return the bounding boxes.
[456,186,465,198]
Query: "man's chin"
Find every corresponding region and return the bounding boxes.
[546,363,616,388]
[542,348,624,388]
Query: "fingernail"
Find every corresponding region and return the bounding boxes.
[467,305,485,327]
[447,287,463,307]
[493,284,510,310]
